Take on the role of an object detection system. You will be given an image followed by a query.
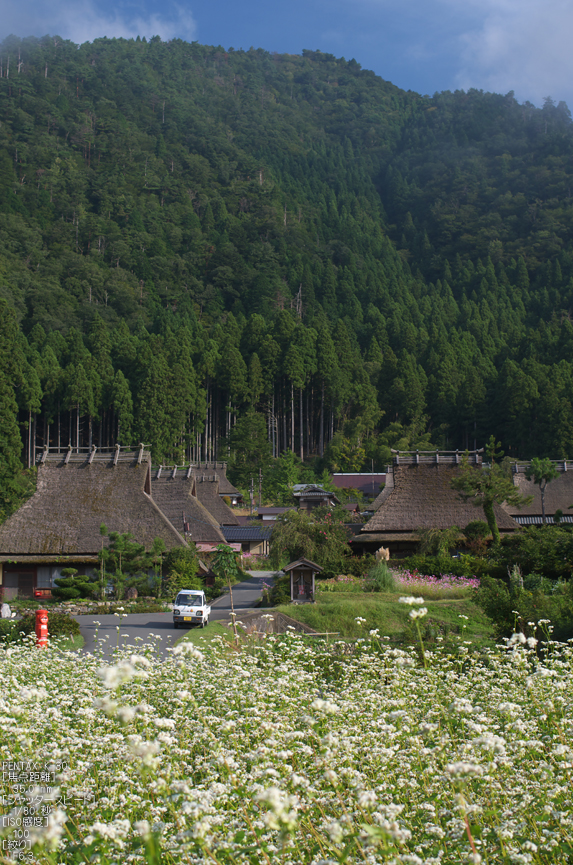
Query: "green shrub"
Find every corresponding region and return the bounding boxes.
[17,612,81,639]
[345,554,375,576]
[463,520,491,555]
[497,525,573,579]
[270,573,291,605]
[464,520,491,542]
[364,562,396,592]
[0,620,18,643]
[164,562,203,601]
[400,553,488,577]
[52,568,96,601]
[474,575,573,641]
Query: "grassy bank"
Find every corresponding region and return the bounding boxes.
[176,621,235,648]
[277,592,494,647]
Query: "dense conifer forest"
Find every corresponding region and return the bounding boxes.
[2,33,573,512]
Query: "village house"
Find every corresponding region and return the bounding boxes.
[151,465,226,545]
[256,507,294,521]
[192,473,240,526]
[331,472,387,500]
[502,461,573,525]
[221,525,272,556]
[193,462,244,506]
[292,484,340,511]
[0,449,253,600]
[0,445,187,600]
[353,449,519,556]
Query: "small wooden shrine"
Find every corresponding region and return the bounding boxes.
[283,558,323,602]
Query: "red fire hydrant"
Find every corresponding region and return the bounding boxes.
[35,609,48,648]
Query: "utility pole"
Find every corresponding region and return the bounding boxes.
[250,477,254,516]
[258,468,263,508]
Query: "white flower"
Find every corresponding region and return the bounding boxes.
[311,699,340,714]
[27,807,67,849]
[133,820,152,838]
[256,786,298,831]
[153,717,176,729]
[116,705,136,723]
[327,820,344,843]
[97,662,136,689]
[445,762,483,777]
[358,789,377,809]
[172,644,204,660]
[399,596,425,605]
[290,773,310,789]
[128,737,161,767]
[130,654,152,667]
[409,607,428,620]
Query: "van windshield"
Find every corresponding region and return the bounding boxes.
[177,593,202,606]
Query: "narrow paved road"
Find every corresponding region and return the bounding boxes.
[210,570,279,613]
[74,571,280,660]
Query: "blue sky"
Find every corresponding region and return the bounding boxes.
[1,0,571,108]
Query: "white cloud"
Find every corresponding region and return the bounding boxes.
[0,0,196,46]
[324,0,573,106]
[453,0,573,106]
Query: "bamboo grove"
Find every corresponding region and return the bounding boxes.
[2,35,573,512]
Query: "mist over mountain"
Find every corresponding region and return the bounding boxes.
[1,33,573,510]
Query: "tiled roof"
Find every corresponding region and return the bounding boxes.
[222,526,273,542]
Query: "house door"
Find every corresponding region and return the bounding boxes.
[18,572,35,598]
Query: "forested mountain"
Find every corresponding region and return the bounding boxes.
[1,33,573,511]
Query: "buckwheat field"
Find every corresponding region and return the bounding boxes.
[1,622,572,865]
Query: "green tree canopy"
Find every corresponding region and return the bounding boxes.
[451,437,532,545]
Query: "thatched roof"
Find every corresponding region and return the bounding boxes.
[0,448,186,556]
[154,463,240,526]
[193,474,239,525]
[503,462,573,524]
[193,462,243,501]
[362,453,519,535]
[151,467,225,544]
[370,474,394,510]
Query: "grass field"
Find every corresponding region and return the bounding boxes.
[49,633,85,651]
[176,621,235,647]
[278,591,494,647]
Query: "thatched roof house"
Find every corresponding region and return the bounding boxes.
[503,461,573,525]
[354,450,519,556]
[192,473,239,526]
[193,462,243,504]
[151,466,226,544]
[0,446,186,600]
